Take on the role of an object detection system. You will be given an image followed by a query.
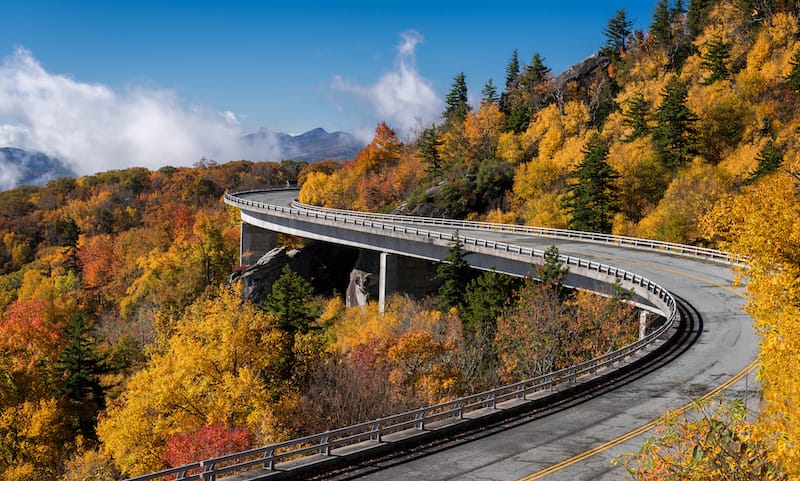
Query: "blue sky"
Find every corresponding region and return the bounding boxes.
[0,1,655,174]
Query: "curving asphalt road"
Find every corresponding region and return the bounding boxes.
[227,190,759,481]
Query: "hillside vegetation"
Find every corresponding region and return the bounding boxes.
[2,0,800,479]
[300,0,800,477]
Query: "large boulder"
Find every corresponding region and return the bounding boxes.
[230,241,359,305]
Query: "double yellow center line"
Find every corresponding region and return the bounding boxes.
[517,251,754,480]
[517,359,758,480]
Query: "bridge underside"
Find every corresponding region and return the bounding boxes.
[238,211,660,313]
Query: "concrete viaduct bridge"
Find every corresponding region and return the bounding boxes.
[128,188,758,481]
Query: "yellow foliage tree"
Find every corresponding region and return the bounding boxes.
[703,169,800,474]
[635,160,731,243]
[97,286,282,476]
[0,398,70,481]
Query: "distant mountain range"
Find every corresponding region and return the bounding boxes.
[0,127,365,191]
[244,127,364,163]
[0,147,74,191]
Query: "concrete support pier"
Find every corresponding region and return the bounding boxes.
[379,252,398,314]
[240,222,278,266]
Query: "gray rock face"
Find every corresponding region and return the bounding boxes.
[230,246,295,302]
[345,269,374,307]
[231,241,360,305]
[554,51,611,92]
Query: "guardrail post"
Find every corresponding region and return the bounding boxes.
[200,461,216,481]
[263,448,275,470]
[371,421,382,442]
[415,411,425,430]
[639,310,648,340]
[319,435,330,455]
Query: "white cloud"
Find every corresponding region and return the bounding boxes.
[0,47,280,176]
[332,30,442,139]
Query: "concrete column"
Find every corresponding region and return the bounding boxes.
[379,252,398,314]
[240,222,278,266]
[639,310,648,340]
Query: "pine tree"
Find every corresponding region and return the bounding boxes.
[687,0,714,37]
[650,0,673,47]
[443,72,470,125]
[670,0,686,23]
[263,264,319,335]
[520,53,550,88]
[562,133,620,234]
[622,93,651,141]
[263,264,321,383]
[481,79,498,106]
[787,49,800,92]
[503,53,551,133]
[55,313,105,437]
[418,125,442,175]
[504,49,520,91]
[436,233,474,312]
[700,37,731,85]
[461,270,519,336]
[653,76,697,170]
[538,245,569,299]
[746,140,784,184]
[603,9,633,58]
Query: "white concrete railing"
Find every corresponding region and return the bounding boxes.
[125,188,684,481]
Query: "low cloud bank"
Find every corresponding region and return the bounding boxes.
[0,47,280,179]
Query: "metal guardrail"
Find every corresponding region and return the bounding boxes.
[289,200,744,266]
[125,188,682,481]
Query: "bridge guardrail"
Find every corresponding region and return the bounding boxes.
[288,200,744,266]
[123,189,682,481]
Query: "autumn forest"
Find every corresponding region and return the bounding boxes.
[3,0,800,479]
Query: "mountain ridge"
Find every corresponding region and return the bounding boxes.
[243,127,364,163]
[0,147,75,191]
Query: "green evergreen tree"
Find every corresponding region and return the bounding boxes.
[622,93,651,141]
[786,49,800,92]
[670,0,686,23]
[505,49,520,91]
[443,72,470,125]
[603,9,634,58]
[650,0,673,47]
[418,126,442,175]
[687,0,714,37]
[538,245,569,299]
[263,264,321,383]
[653,76,697,170]
[520,53,550,88]
[562,133,620,234]
[746,139,784,184]
[436,233,474,312]
[461,270,519,336]
[55,313,105,438]
[700,37,731,84]
[503,53,551,134]
[481,79,499,106]
[263,264,319,335]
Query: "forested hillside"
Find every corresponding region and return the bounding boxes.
[300,0,800,477]
[3,0,800,479]
[0,157,638,479]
